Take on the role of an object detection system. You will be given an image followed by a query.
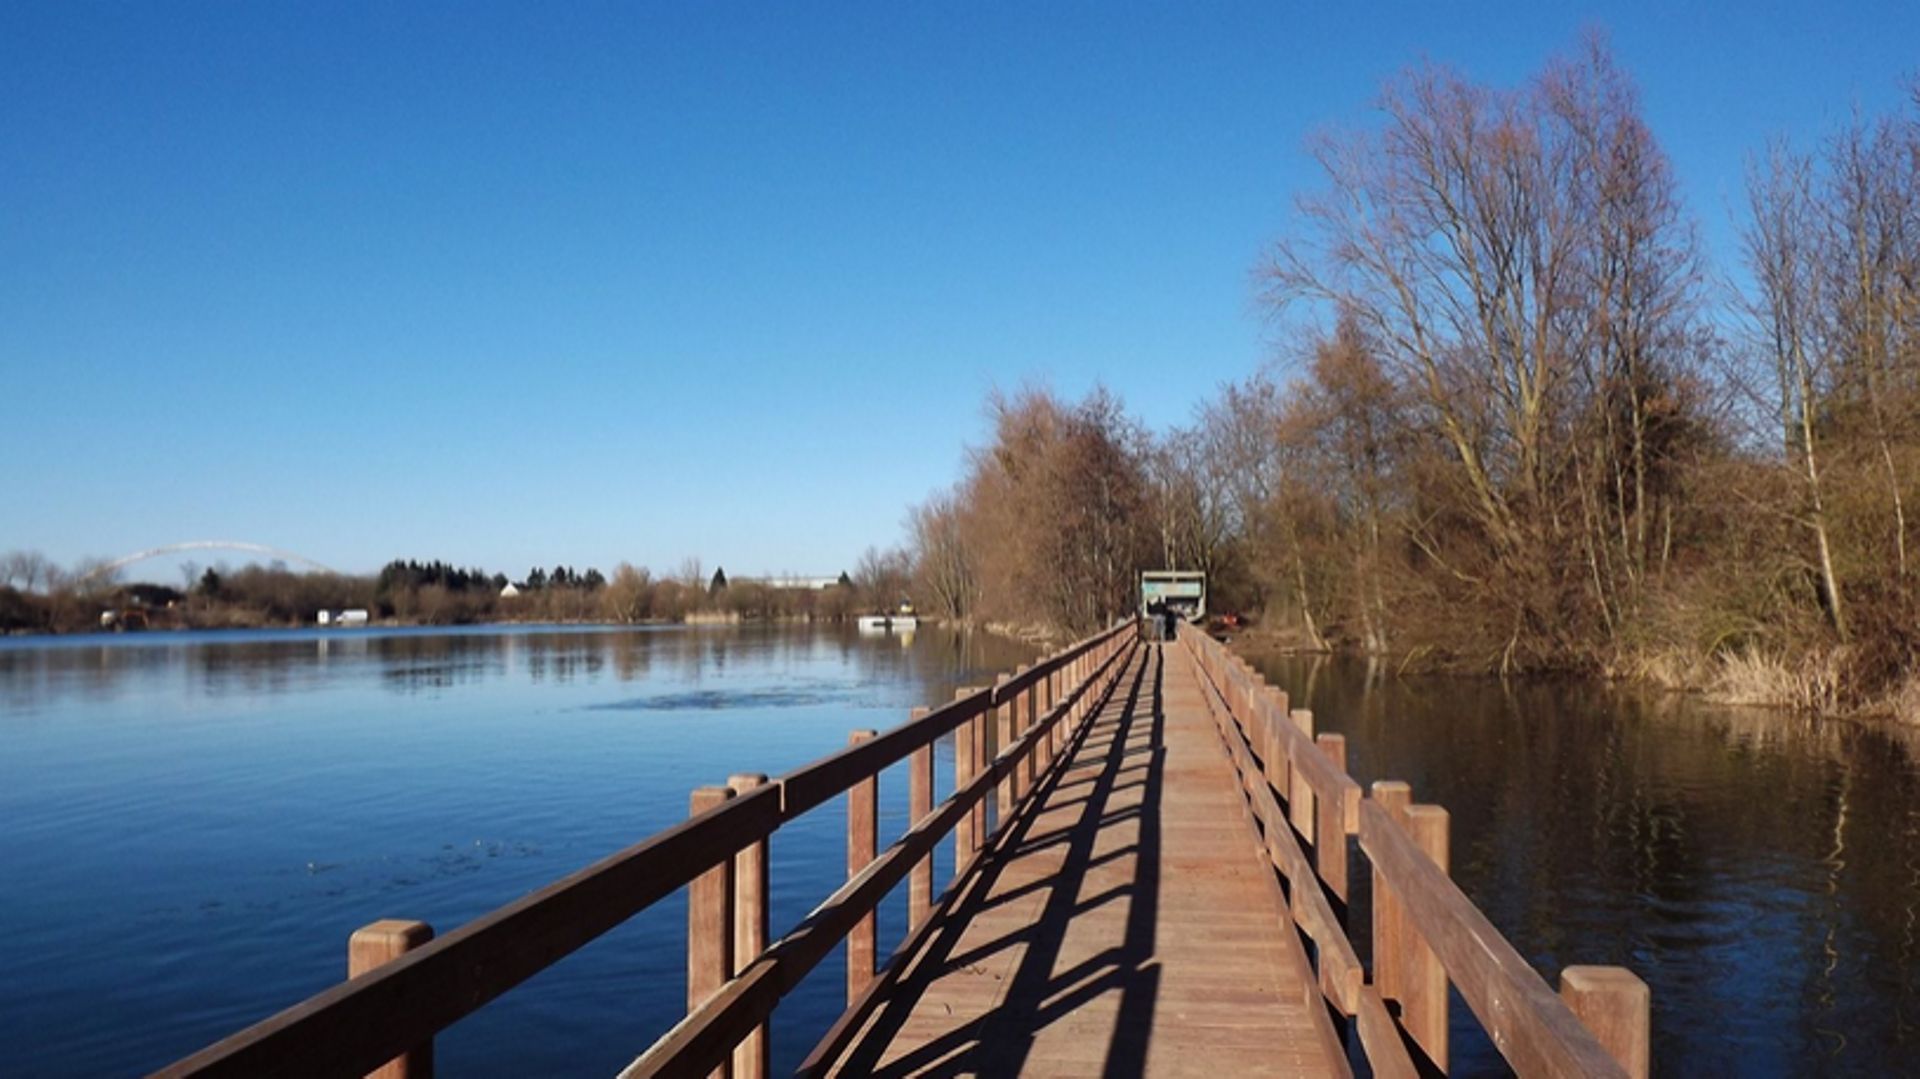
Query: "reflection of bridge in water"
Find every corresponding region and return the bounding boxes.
[158,623,1653,1079]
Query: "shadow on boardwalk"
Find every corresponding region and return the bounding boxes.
[835,646,1168,1077]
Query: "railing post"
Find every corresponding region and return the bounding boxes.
[1080,651,1092,714]
[1060,656,1073,728]
[1560,967,1651,1079]
[1044,661,1057,743]
[688,785,736,1079]
[1403,804,1450,1072]
[726,772,770,1079]
[1370,779,1411,1006]
[907,708,934,932]
[348,920,434,1079]
[1262,690,1289,803]
[1044,660,1059,760]
[955,688,978,871]
[1017,666,1037,790]
[969,692,987,857]
[1237,674,1261,800]
[996,674,1016,823]
[1018,664,1043,774]
[1314,733,1349,902]
[846,729,879,1003]
[1288,708,1316,840]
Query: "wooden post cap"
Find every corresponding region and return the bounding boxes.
[348,920,433,978]
[1371,779,1411,806]
[1561,966,1651,1079]
[1405,805,1450,869]
[690,785,735,813]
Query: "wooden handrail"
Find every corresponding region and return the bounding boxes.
[150,783,785,1079]
[1177,624,1647,1079]
[625,625,1139,1078]
[153,620,1136,1079]
[1360,800,1627,1077]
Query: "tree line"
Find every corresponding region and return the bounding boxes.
[0,552,898,633]
[900,36,1920,719]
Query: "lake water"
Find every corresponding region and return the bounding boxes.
[0,624,1034,1076]
[1248,653,1920,1077]
[10,628,1918,1076]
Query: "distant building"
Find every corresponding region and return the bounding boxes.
[338,609,370,626]
[740,575,845,591]
[500,582,522,598]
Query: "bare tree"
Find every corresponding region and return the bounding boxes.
[1266,35,1711,668]
[1743,142,1850,639]
[908,492,977,621]
[2,550,53,593]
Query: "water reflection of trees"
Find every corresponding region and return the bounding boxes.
[0,625,1039,723]
[1250,654,1920,1071]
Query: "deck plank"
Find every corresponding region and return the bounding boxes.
[818,643,1348,1078]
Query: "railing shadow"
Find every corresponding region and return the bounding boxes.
[833,644,1167,1077]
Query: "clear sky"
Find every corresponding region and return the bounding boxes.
[3,2,1914,581]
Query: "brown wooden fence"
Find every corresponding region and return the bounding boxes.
[151,621,1137,1079]
[1178,623,1650,1079]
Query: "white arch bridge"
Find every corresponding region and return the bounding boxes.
[86,542,346,582]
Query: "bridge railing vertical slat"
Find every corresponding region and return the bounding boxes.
[1401,802,1450,1071]
[1313,733,1349,903]
[995,675,1015,824]
[688,785,737,1079]
[1369,780,1410,1005]
[845,731,879,1004]
[906,709,934,934]
[954,688,978,873]
[347,920,434,1079]
[726,773,771,1079]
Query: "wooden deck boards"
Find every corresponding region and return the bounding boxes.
[820,643,1348,1078]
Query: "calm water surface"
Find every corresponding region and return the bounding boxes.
[0,624,1033,1076]
[1249,653,1920,1077]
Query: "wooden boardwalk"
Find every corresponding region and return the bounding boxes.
[161,620,1648,1079]
[820,643,1348,1077]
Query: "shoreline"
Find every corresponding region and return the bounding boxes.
[1227,626,1920,728]
[1,613,953,640]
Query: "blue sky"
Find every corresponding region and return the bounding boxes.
[2,2,1914,581]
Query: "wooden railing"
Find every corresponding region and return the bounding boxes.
[151,621,1137,1079]
[1178,623,1650,1079]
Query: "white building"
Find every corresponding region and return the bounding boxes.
[742,575,845,591]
